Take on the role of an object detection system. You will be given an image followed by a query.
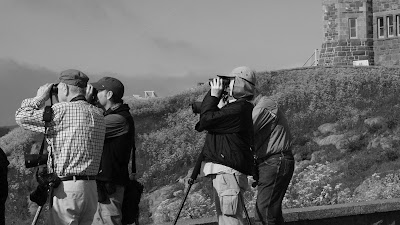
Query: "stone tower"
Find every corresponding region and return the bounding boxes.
[319,0,374,66]
[372,0,400,66]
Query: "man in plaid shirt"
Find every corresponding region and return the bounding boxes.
[15,69,105,225]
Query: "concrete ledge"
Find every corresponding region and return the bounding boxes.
[284,198,400,222]
[159,198,400,225]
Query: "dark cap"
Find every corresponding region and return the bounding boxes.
[59,69,89,88]
[91,77,124,100]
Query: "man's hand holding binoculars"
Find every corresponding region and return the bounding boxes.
[210,78,225,98]
[36,83,54,102]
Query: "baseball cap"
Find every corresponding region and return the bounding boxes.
[222,66,256,86]
[59,69,89,88]
[91,77,124,100]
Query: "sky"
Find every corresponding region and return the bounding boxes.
[0,0,323,126]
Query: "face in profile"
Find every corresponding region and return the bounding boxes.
[96,89,108,108]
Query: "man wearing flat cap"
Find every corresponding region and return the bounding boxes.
[87,77,136,225]
[16,69,106,225]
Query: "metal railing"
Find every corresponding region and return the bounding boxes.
[303,49,320,67]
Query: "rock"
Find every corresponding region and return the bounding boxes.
[318,123,339,135]
[335,139,350,151]
[368,136,393,150]
[367,137,381,149]
[145,184,179,216]
[313,131,320,137]
[173,190,183,197]
[311,150,327,162]
[314,134,346,147]
[364,116,387,129]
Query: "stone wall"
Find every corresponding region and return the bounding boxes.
[320,0,374,66]
[373,1,400,66]
[161,198,400,225]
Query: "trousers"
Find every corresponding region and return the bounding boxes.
[211,173,248,225]
[92,185,125,225]
[255,154,294,225]
[0,166,7,225]
[49,180,98,225]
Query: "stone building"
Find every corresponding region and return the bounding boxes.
[319,0,400,66]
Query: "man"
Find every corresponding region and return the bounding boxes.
[195,66,255,225]
[0,147,8,225]
[89,77,136,225]
[15,69,105,225]
[251,78,295,225]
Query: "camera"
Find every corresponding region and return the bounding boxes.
[30,168,61,206]
[25,154,48,168]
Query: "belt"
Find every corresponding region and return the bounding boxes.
[256,152,293,164]
[60,175,96,181]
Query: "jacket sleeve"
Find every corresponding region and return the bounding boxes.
[104,114,129,139]
[195,90,243,134]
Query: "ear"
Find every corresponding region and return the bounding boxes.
[59,83,69,96]
[106,90,114,100]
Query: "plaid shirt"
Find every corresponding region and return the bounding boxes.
[16,96,105,176]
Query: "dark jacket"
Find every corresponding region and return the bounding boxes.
[195,91,254,175]
[0,147,8,203]
[96,104,136,186]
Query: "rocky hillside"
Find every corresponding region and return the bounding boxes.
[3,66,400,225]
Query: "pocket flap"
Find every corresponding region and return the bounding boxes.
[220,188,239,197]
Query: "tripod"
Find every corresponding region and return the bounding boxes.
[172,153,253,225]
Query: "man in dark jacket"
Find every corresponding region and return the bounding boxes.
[0,147,9,225]
[89,77,136,225]
[195,66,256,225]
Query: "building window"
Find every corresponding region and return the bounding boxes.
[349,18,357,38]
[397,15,400,36]
[387,16,394,37]
[378,17,384,38]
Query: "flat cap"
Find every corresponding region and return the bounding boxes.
[59,69,89,88]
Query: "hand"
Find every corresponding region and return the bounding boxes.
[85,84,94,101]
[217,98,228,109]
[210,78,224,98]
[36,83,53,101]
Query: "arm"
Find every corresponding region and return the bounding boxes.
[195,90,242,133]
[252,99,278,133]
[15,97,48,133]
[15,84,54,133]
[104,114,129,139]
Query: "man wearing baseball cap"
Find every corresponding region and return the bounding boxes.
[16,69,106,225]
[195,66,256,225]
[89,77,136,225]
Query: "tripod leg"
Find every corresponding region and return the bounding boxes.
[172,182,193,225]
[31,205,43,225]
[233,174,253,225]
[239,192,252,225]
